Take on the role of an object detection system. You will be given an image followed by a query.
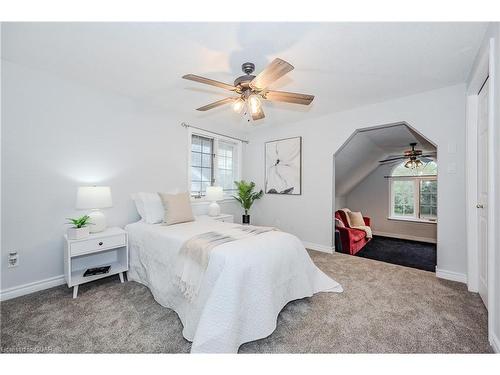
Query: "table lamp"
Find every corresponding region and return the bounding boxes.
[76,186,112,233]
[206,186,223,217]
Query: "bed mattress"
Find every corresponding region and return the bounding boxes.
[125,219,342,353]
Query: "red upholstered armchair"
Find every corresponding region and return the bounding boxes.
[335,210,371,255]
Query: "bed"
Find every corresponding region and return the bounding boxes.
[125,218,343,353]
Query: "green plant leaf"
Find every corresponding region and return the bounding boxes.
[233,180,263,214]
[66,215,92,228]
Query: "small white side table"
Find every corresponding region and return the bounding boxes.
[64,227,128,298]
[196,213,234,223]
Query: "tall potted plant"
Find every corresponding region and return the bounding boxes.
[233,180,263,224]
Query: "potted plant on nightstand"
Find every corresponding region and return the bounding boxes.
[66,215,92,240]
[233,180,263,224]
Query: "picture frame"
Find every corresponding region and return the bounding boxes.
[265,136,302,195]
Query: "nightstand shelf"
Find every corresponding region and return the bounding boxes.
[70,261,128,286]
[64,227,128,298]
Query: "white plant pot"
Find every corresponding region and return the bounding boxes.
[67,227,90,240]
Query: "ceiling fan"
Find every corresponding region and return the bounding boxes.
[379,143,437,169]
[182,58,314,121]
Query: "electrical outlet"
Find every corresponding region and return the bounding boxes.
[8,251,19,268]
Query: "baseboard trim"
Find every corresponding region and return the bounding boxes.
[303,241,333,254]
[491,333,500,353]
[372,231,437,244]
[0,274,66,301]
[435,268,467,284]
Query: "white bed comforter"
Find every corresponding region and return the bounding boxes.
[125,219,343,353]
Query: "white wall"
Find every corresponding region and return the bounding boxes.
[346,163,437,243]
[1,61,244,293]
[244,84,466,276]
[335,196,347,210]
[334,133,384,197]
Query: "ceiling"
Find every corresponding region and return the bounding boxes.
[357,124,435,154]
[1,22,488,131]
[335,123,437,196]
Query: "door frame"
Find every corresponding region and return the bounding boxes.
[465,37,496,345]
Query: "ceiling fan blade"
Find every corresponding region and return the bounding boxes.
[379,156,407,163]
[196,97,238,111]
[251,106,265,121]
[264,90,314,105]
[250,58,294,90]
[420,157,434,163]
[182,74,236,91]
[381,159,405,166]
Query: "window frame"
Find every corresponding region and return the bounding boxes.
[390,177,416,218]
[187,128,242,201]
[216,139,240,196]
[388,175,437,223]
[418,179,438,220]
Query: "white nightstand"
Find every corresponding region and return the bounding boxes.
[196,213,234,223]
[64,227,128,298]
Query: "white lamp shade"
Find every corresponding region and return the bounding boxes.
[206,186,223,201]
[76,186,112,209]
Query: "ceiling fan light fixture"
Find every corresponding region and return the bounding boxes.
[405,159,416,169]
[232,98,245,113]
[404,157,423,169]
[248,95,261,114]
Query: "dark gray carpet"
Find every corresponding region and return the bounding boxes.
[0,251,492,353]
[356,236,437,272]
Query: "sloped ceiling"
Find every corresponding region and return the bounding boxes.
[335,124,437,197]
[1,22,488,132]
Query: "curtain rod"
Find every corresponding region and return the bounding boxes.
[384,175,437,179]
[181,122,249,144]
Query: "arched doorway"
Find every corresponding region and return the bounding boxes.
[333,122,438,272]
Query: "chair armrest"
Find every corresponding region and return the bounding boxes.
[363,217,371,226]
[336,226,351,235]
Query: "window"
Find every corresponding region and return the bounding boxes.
[392,180,415,217]
[217,140,238,194]
[392,161,437,177]
[419,180,437,219]
[189,131,241,199]
[389,161,437,222]
[191,135,214,197]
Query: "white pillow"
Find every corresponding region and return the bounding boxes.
[131,193,147,221]
[159,192,194,225]
[132,190,178,224]
[347,211,365,227]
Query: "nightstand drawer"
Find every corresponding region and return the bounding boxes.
[217,217,233,223]
[70,234,126,256]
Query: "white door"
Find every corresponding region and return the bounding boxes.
[477,78,489,308]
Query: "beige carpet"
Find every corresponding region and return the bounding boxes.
[0,251,492,353]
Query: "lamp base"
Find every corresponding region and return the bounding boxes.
[208,201,221,217]
[88,209,107,233]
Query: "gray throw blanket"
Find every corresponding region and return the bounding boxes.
[174,225,276,301]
